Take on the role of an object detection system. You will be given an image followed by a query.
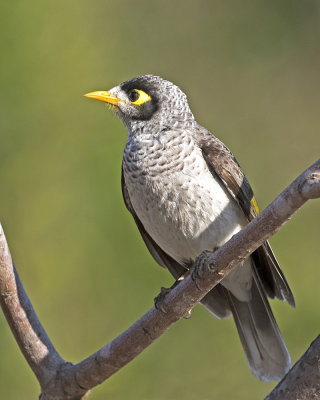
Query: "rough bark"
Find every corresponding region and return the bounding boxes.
[265,336,320,400]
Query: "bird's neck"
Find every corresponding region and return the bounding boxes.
[125,109,196,138]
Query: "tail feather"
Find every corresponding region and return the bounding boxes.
[201,284,231,319]
[201,274,291,381]
[225,276,291,381]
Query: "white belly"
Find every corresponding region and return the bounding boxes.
[124,143,253,301]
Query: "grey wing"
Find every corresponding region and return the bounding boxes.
[121,165,231,318]
[197,126,295,307]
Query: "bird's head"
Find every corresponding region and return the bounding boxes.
[84,75,195,134]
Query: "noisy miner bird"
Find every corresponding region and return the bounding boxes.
[84,75,295,381]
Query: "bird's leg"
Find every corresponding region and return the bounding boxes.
[155,247,217,313]
[191,249,216,289]
[154,271,191,314]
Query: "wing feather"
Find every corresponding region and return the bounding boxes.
[197,127,295,306]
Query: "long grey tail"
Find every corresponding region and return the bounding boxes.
[201,276,291,381]
[228,276,291,381]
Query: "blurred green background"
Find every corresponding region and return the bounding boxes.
[0,1,319,399]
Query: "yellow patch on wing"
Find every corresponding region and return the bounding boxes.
[250,196,259,215]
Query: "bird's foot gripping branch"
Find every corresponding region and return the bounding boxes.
[191,249,217,289]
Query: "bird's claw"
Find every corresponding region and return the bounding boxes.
[191,250,213,290]
[154,286,172,313]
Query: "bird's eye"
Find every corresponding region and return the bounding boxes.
[129,90,139,102]
[128,89,151,105]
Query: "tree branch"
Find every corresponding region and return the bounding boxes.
[265,335,320,400]
[0,158,319,399]
[0,227,67,398]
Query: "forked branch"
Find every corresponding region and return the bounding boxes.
[0,158,320,399]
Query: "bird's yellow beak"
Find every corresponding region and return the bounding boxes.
[84,91,122,105]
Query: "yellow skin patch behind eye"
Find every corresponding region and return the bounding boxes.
[131,89,152,105]
[250,196,259,215]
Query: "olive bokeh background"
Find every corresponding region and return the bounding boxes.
[1,1,319,399]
